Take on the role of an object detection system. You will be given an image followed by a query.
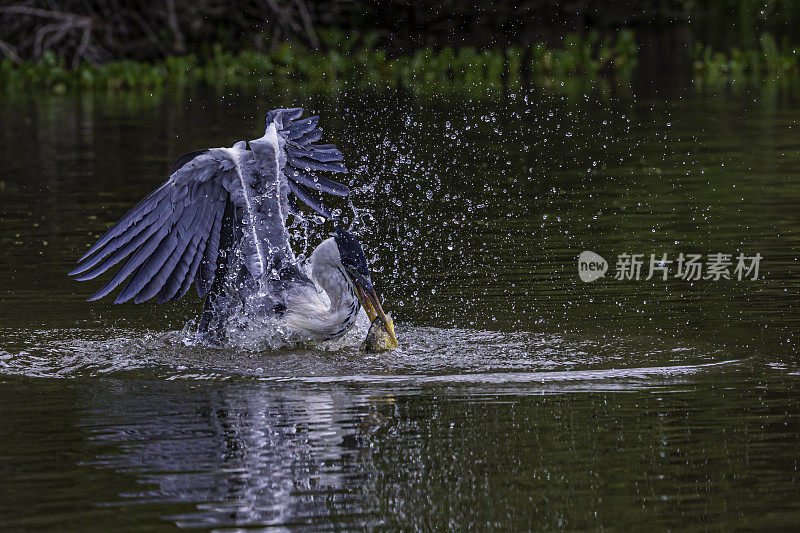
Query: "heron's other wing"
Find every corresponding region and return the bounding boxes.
[232,123,297,282]
[265,108,349,220]
[69,147,244,304]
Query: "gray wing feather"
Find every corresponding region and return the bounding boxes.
[174,236,207,300]
[287,180,333,219]
[74,185,171,265]
[285,145,344,162]
[284,168,349,196]
[267,108,350,216]
[90,222,174,302]
[158,233,203,303]
[286,116,319,140]
[125,198,213,304]
[133,233,191,303]
[287,156,347,174]
[69,198,171,280]
[293,129,323,145]
[71,150,232,303]
[196,206,225,297]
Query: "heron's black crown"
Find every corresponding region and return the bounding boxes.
[334,228,370,280]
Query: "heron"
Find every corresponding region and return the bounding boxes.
[69,108,398,348]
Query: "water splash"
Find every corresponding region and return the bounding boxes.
[0,324,735,385]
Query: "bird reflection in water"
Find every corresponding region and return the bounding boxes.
[81,383,396,528]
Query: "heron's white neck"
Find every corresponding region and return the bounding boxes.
[309,238,356,308]
[284,238,360,340]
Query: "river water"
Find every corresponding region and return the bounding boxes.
[1,85,799,529]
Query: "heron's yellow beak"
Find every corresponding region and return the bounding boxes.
[354,279,398,347]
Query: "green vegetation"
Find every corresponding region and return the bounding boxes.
[7,27,800,96]
[692,33,800,89]
[0,30,637,95]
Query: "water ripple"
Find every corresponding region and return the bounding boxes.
[0,325,737,389]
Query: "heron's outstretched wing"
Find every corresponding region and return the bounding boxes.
[233,108,351,277]
[72,110,350,307]
[266,108,349,219]
[69,147,245,304]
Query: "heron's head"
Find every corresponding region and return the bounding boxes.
[333,228,398,345]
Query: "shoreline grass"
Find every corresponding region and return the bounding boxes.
[0,30,637,95]
[692,33,800,89]
[5,29,797,97]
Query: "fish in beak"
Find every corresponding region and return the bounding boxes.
[353,277,399,348]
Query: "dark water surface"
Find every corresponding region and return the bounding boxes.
[1,86,799,530]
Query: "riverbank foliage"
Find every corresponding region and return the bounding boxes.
[3,29,799,96]
[3,1,800,96]
[692,33,800,89]
[0,30,638,95]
